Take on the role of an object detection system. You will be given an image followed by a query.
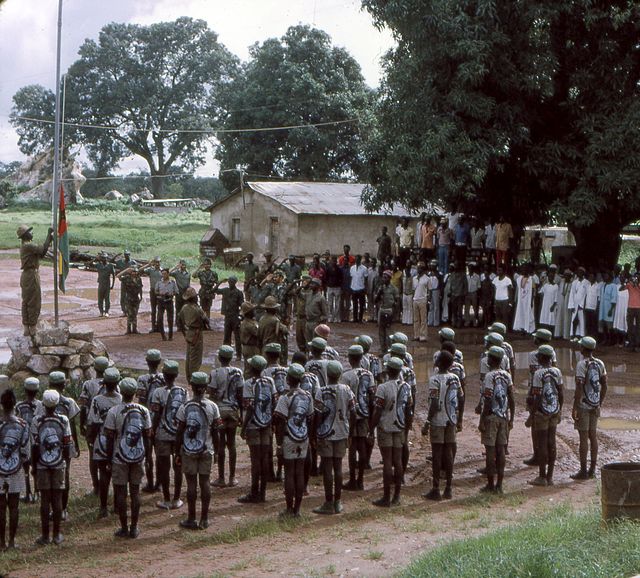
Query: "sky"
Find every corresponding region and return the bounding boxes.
[0,0,394,176]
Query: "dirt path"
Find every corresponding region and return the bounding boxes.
[1,252,639,577]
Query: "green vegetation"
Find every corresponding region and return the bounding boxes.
[402,506,640,578]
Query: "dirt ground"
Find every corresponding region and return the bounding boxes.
[1,251,639,578]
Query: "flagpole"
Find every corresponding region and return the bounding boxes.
[51,0,64,326]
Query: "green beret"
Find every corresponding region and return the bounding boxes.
[162,360,180,376]
[288,363,305,379]
[103,367,121,384]
[24,377,40,392]
[389,343,407,356]
[326,360,343,379]
[391,332,409,345]
[228,275,238,283]
[145,349,162,362]
[348,344,364,356]
[355,335,373,350]
[94,356,110,371]
[302,274,312,281]
[487,346,505,361]
[218,345,235,359]
[489,322,507,336]
[486,332,504,347]
[264,343,282,354]
[48,371,66,385]
[309,337,327,351]
[190,372,209,386]
[534,328,553,343]
[118,377,138,396]
[248,355,267,371]
[385,356,404,371]
[439,327,455,341]
[537,344,555,358]
[579,336,597,350]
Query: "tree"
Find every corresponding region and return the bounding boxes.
[216,25,374,191]
[10,85,56,157]
[362,0,640,267]
[11,17,239,196]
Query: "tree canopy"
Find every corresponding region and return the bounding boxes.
[216,25,374,191]
[362,0,640,266]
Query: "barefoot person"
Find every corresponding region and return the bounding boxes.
[0,389,29,549]
[31,390,71,545]
[16,224,53,337]
[15,377,42,504]
[209,346,243,488]
[571,337,607,480]
[104,377,152,539]
[175,372,221,530]
[528,345,563,486]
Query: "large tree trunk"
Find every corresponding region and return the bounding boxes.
[568,212,624,270]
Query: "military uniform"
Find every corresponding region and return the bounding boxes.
[19,234,50,331]
[142,264,163,331]
[240,317,260,363]
[178,301,209,380]
[293,285,311,352]
[258,312,288,358]
[193,268,218,317]
[96,262,116,316]
[243,262,260,301]
[305,292,328,343]
[217,286,244,357]
[119,273,143,333]
[376,284,399,352]
[171,268,191,330]
[156,278,178,340]
[115,257,138,314]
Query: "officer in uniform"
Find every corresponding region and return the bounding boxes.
[240,302,260,364]
[170,260,191,330]
[239,252,260,301]
[116,266,144,335]
[305,279,328,343]
[141,256,162,332]
[115,250,137,316]
[16,224,53,336]
[258,296,289,357]
[375,271,399,352]
[215,276,245,358]
[192,258,218,320]
[292,276,312,353]
[178,287,210,380]
[94,252,116,318]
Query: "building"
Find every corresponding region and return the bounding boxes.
[206,182,433,258]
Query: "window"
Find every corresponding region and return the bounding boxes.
[231,218,241,242]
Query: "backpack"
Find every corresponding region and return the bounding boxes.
[117,405,147,464]
[444,376,460,426]
[317,386,337,440]
[162,387,187,435]
[286,390,312,443]
[251,378,274,428]
[394,381,412,429]
[36,416,66,468]
[368,356,381,378]
[225,367,244,409]
[582,359,602,408]
[306,360,327,388]
[0,419,27,475]
[181,401,208,456]
[270,367,288,395]
[490,372,510,419]
[355,369,373,418]
[539,370,560,416]
[300,373,319,398]
[15,401,37,426]
[145,373,165,406]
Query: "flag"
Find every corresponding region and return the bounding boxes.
[58,183,69,293]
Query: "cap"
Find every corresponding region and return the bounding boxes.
[162,360,180,376]
[190,372,209,386]
[355,335,373,350]
[24,377,40,392]
[124,250,131,256]
[309,337,327,351]
[439,327,455,341]
[263,296,279,310]
[310,278,322,287]
[537,344,555,358]
[348,344,364,356]
[487,346,505,360]
[391,332,408,345]
[203,258,212,265]
[179,259,187,265]
[103,367,121,384]
[533,329,553,343]
[389,343,407,356]
[241,302,255,315]
[48,371,66,385]
[314,324,331,339]
[183,287,197,300]
[145,349,162,362]
[248,355,267,371]
[288,254,296,260]
[288,363,306,379]
[118,377,138,396]
[16,225,33,239]
[486,332,504,347]
[152,256,161,263]
[264,343,282,354]
[228,275,238,283]
[218,345,235,359]
[489,322,507,336]
[42,389,60,408]
[94,356,110,370]
[326,360,343,379]
[385,356,404,371]
[579,336,597,350]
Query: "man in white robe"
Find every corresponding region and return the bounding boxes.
[568,267,589,340]
[538,266,559,331]
[513,266,537,333]
[554,269,573,340]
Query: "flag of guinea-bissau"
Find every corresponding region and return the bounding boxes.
[58,183,69,292]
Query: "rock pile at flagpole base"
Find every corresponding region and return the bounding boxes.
[6,320,108,388]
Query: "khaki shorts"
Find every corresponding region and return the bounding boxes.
[219,408,240,429]
[377,430,405,449]
[155,439,176,457]
[181,453,213,476]
[533,412,560,431]
[0,471,26,495]
[36,468,65,491]
[430,423,456,444]
[353,419,369,438]
[246,427,271,447]
[111,462,144,486]
[575,407,599,432]
[317,438,347,458]
[481,415,508,447]
[282,436,308,460]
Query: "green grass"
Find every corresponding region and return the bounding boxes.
[364,550,384,561]
[402,505,640,578]
[0,204,240,276]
